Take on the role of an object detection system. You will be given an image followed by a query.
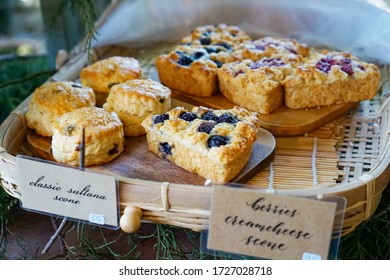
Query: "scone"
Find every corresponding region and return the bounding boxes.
[79,56,143,106]
[238,36,310,61]
[52,107,124,166]
[218,56,299,114]
[156,45,225,97]
[141,106,260,183]
[103,79,171,137]
[26,81,95,137]
[181,23,251,46]
[282,50,381,109]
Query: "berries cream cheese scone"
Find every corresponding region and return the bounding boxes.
[141,106,260,183]
[181,23,251,46]
[282,50,381,109]
[103,79,171,137]
[218,55,299,114]
[80,56,143,106]
[26,81,95,137]
[156,45,235,97]
[238,36,310,61]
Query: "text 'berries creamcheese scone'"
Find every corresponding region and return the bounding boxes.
[52,107,125,167]
[141,106,260,183]
[282,51,381,109]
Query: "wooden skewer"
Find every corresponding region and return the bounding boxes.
[41,127,85,254]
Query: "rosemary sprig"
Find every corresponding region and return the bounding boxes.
[71,0,99,63]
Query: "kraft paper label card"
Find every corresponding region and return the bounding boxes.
[207,186,337,260]
[16,156,119,228]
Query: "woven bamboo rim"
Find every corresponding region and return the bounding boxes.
[0,43,389,236]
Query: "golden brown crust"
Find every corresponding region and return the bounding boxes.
[80,56,143,106]
[237,36,310,61]
[52,107,124,166]
[218,58,294,114]
[156,46,220,97]
[141,106,260,183]
[181,23,251,45]
[103,79,171,136]
[26,81,95,137]
[282,51,381,109]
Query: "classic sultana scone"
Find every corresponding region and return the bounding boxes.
[103,79,171,137]
[218,55,299,114]
[156,45,236,97]
[52,107,124,166]
[181,23,251,46]
[141,106,260,183]
[282,50,381,109]
[79,56,143,106]
[237,36,310,61]
[26,81,95,137]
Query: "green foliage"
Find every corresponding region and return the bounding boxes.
[0,56,53,121]
[338,186,390,260]
[70,0,99,63]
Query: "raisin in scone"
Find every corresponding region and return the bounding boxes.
[181,23,251,46]
[237,36,310,61]
[52,107,124,166]
[156,45,235,97]
[141,106,260,183]
[80,56,143,106]
[103,79,171,137]
[282,50,381,109]
[26,81,96,137]
[218,55,299,114]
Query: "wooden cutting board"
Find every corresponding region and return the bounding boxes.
[148,67,357,136]
[25,125,275,185]
[171,91,357,136]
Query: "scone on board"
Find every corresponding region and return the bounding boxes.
[282,50,381,109]
[51,107,125,167]
[156,45,226,97]
[103,79,172,137]
[237,36,310,61]
[181,23,251,46]
[26,81,95,137]
[141,106,260,183]
[80,56,143,106]
[218,55,299,114]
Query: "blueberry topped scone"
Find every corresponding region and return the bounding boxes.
[218,55,299,114]
[156,45,237,97]
[141,106,260,183]
[181,23,251,46]
[282,50,381,109]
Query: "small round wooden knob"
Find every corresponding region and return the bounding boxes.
[120,206,142,233]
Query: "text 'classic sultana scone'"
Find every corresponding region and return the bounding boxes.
[80,56,143,106]
[141,106,260,183]
[52,107,124,167]
[282,51,381,109]
[103,79,171,137]
[26,81,95,137]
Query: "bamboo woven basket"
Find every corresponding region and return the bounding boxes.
[0,41,389,236]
